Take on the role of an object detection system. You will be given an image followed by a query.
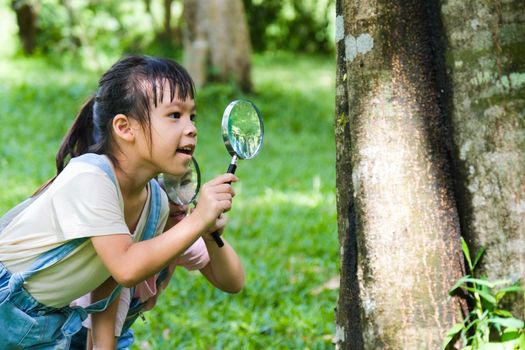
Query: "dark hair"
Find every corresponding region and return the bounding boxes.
[56,55,195,172]
[35,55,195,195]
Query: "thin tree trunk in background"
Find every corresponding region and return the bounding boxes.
[335,1,465,348]
[183,0,208,88]
[11,0,38,55]
[205,0,253,92]
[183,0,253,92]
[441,0,525,317]
[163,0,173,38]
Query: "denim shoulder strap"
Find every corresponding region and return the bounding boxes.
[0,197,35,233]
[128,179,163,304]
[12,154,122,313]
[1,154,117,235]
[70,153,118,187]
[141,179,163,241]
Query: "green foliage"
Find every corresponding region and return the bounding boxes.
[5,0,335,65]
[243,0,335,55]
[443,238,525,350]
[8,1,180,68]
[0,53,337,349]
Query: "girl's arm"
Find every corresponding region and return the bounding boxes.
[90,174,237,287]
[88,277,120,350]
[200,238,245,293]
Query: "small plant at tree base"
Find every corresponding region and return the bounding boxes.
[442,237,525,350]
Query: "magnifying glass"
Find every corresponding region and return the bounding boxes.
[211,99,264,247]
[158,156,201,206]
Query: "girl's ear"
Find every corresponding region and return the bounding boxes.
[112,114,136,142]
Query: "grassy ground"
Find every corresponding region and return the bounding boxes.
[0,51,337,349]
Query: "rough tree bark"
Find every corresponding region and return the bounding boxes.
[335,1,466,348]
[440,0,525,318]
[183,0,253,92]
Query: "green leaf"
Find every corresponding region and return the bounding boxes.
[477,342,513,350]
[461,237,473,271]
[498,285,524,294]
[488,317,525,329]
[463,277,496,288]
[472,246,486,270]
[501,328,520,342]
[493,309,514,318]
[465,287,496,305]
[490,279,514,287]
[442,323,464,349]
[449,275,472,294]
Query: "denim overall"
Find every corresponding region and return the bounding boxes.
[0,154,162,349]
[70,174,165,350]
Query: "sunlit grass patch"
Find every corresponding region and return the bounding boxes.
[0,51,337,349]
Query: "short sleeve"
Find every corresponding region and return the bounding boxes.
[174,237,210,271]
[52,170,130,240]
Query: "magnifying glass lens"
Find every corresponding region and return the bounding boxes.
[222,99,264,160]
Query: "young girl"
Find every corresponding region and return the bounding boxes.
[71,167,243,349]
[0,55,244,349]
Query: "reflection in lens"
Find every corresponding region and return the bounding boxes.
[226,100,263,159]
[159,157,200,205]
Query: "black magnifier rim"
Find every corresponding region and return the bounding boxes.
[157,156,201,205]
[221,99,264,160]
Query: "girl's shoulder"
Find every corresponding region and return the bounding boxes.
[49,154,118,197]
[58,154,116,185]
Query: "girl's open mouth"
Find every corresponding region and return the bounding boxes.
[176,147,193,155]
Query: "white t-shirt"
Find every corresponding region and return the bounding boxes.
[0,156,168,307]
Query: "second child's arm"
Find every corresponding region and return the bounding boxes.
[88,277,120,350]
[90,174,237,287]
[199,215,244,293]
[200,236,245,293]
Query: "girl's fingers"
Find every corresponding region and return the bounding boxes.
[206,174,238,186]
[215,193,233,201]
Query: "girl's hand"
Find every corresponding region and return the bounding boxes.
[202,213,228,241]
[192,173,237,229]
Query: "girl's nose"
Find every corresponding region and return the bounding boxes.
[185,120,197,137]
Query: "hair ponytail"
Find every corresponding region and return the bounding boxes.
[56,97,96,173]
[34,55,195,196]
[33,97,96,196]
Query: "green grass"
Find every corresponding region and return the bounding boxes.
[0,51,337,349]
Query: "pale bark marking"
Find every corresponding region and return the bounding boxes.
[336,15,345,42]
[344,33,374,62]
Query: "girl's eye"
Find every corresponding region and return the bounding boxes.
[170,112,181,119]
[190,114,197,122]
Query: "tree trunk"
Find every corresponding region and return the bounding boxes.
[11,0,38,55]
[441,0,525,317]
[335,1,466,348]
[183,0,253,92]
[163,0,173,38]
[183,0,208,88]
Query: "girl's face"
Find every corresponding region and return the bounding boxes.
[134,81,197,177]
[166,201,189,228]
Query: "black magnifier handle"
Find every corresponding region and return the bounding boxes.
[211,156,238,247]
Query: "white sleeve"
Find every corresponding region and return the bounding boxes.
[52,171,130,240]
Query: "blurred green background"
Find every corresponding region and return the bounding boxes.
[0,1,337,348]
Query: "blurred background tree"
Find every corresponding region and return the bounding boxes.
[183,0,253,92]
[8,0,335,90]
